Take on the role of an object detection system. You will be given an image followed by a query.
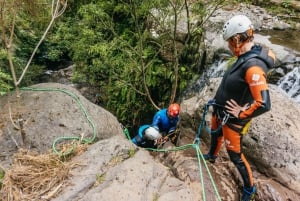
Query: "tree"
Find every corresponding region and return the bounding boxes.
[0,0,67,96]
[0,0,67,145]
[49,0,236,129]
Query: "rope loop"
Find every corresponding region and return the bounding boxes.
[123,102,222,200]
[21,87,97,156]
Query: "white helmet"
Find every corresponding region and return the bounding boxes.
[144,127,161,140]
[222,15,253,41]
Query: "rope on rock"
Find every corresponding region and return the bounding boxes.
[21,87,97,156]
[123,103,222,201]
[145,144,221,201]
[20,86,221,199]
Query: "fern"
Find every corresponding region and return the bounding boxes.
[0,71,13,96]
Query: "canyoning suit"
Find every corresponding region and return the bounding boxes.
[131,125,156,148]
[131,109,179,148]
[152,108,179,136]
[208,44,275,189]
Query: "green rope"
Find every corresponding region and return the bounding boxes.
[21,87,97,156]
[20,86,221,199]
[197,145,221,200]
[123,103,222,200]
[192,104,221,200]
[194,104,209,145]
[121,125,131,140]
[194,144,206,200]
[145,144,221,201]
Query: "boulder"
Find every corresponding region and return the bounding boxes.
[0,83,123,168]
[180,78,300,199]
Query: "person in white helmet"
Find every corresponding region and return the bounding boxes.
[203,15,276,201]
[131,103,180,148]
[131,125,162,148]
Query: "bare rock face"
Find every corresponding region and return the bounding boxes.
[0,83,212,201]
[0,83,123,168]
[2,82,300,201]
[52,136,202,201]
[180,78,300,200]
[245,84,300,192]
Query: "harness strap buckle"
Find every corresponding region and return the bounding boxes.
[222,112,230,126]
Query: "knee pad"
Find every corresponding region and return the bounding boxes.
[132,135,144,145]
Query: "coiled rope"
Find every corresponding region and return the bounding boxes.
[20,86,221,199]
[21,87,97,156]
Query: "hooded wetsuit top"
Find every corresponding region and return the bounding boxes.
[131,125,150,146]
[214,44,276,120]
[152,108,179,135]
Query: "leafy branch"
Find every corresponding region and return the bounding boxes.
[0,0,68,96]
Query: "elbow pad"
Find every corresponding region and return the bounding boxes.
[251,90,271,118]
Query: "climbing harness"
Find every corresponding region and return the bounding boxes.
[222,112,231,126]
[18,86,221,199]
[155,130,179,147]
[21,87,97,156]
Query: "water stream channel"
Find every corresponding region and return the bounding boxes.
[192,29,300,104]
[258,29,300,104]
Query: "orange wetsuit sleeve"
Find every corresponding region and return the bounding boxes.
[239,66,269,119]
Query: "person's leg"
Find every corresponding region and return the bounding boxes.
[204,115,223,162]
[223,124,256,200]
[227,151,253,189]
[131,134,143,145]
[132,126,147,146]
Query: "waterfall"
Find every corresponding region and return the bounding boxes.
[184,57,300,106]
[277,67,300,104]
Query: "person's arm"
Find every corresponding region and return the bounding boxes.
[168,126,176,134]
[151,112,161,131]
[167,116,179,134]
[239,66,271,119]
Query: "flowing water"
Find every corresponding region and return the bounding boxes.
[189,29,300,104]
[259,29,300,53]
[259,29,300,104]
[277,67,300,103]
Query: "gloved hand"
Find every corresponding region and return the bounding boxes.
[154,136,168,145]
[207,99,215,105]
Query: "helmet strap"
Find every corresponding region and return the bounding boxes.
[231,35,250,56]
[234,42,248,56]
[229,35,242,56]
[234,47,241,56]
[229,29,254,56]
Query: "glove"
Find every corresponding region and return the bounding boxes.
[154,136,168,145]
[207,99,215,105]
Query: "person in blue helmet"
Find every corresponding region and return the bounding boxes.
[131,103,180,148]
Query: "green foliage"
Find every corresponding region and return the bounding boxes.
[0,45,13,95]
[128,148,136,158]
[0,0,56,91]
[0,170,4,189]
[153,193,159,201]
[227,57,237,70]
[281,0,292,8]
[52,1,171,126]
[0,70,13,96]
[96,173,106,184]
[48,0,230,129]
[258,0,297,17]
[0,170,4,179]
